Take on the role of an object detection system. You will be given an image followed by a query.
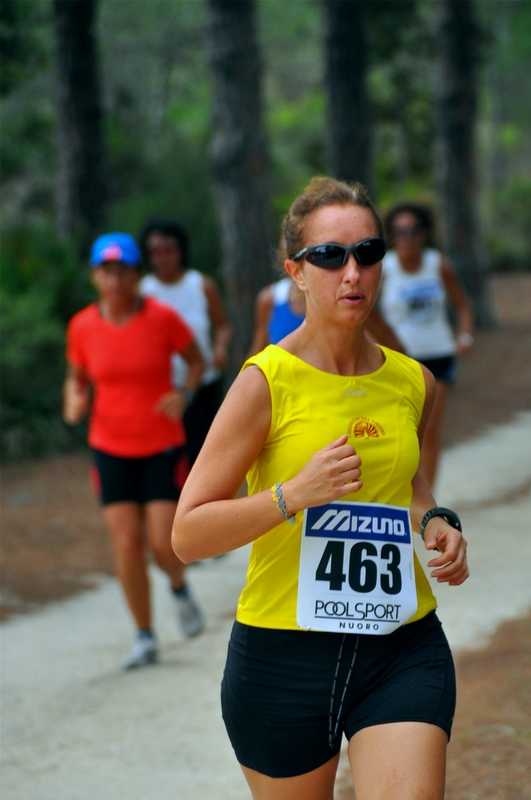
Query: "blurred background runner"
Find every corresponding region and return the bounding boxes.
[377,202,474,487]
[64,232,206,670]
[248,276,306,356]
[140,219,232,468]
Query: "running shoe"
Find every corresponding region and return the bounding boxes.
[120,636,158,670]
[173,591,205,638]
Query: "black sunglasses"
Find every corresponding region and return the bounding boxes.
[291,238,387,270]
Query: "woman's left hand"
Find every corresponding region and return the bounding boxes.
[155,390,187,421]
[423,518,469,586]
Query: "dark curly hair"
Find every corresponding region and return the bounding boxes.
[139,218,190,269]
[383,201,435,245]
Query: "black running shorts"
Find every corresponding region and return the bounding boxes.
[91,447,188,506]
[419,355,457,383]
[182,378,223,468]
[221,611,456,778]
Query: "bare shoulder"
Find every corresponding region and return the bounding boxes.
[255,284,274,309]
[200,365,272,450]
[220,364,271,423]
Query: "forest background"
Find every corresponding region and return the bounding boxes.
[1,0,530,462]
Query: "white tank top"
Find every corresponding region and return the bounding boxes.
[140,270,220,386]
[379,249,456,360]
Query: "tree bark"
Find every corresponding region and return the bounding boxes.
[52,0,107,256]
[206,0,273,374]
[433,0,495,326]
[323,0,372,192]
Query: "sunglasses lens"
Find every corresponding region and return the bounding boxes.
[301,239,386,269]
[305,245,346,270]
[355,239,386,266]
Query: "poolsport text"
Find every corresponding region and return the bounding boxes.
[314,599,402,631]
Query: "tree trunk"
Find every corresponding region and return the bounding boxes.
[433,0,495,327]
[323,0,372,192]
[206,0,273,375]
[52,0,107,256]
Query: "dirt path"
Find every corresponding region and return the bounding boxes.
[446,614,531,800]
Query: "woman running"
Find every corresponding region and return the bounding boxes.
[378,201,474,486]
[172,178,469,799]
[64,233,206,670]
[139,219,231,468]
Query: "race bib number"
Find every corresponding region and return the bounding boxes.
[297,501,417,635]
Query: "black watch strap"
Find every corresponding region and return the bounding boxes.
[419,507,462,540]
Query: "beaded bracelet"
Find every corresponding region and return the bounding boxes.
[271,482,296,525]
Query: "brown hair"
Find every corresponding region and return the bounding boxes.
[280,176,383,266]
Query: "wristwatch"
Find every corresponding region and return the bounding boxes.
[419,507,462,540]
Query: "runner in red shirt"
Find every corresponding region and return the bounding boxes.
[64,232,206,669]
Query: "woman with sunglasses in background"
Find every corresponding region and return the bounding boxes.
[378,202,474,487]
[139,219,232,469]
[172,177,469,800]
[64,233,206,669]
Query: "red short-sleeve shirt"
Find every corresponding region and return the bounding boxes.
[66,297,194,457]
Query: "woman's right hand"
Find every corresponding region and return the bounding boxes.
[63,377,90,424]
[282,434,362,514]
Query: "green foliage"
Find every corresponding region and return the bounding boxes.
[0,227,92,460]
[0,0,55,232]
[486,178,531,271]
[0,288,70,460]
[96,0,218,275]
[269,92,327,218]
[0,0,49,95]
[367,0,434,198]
[1,0,530,458]
[105,120,219,276]
[494,0,531,71]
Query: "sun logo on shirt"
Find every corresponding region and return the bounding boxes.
[347,417,386,440]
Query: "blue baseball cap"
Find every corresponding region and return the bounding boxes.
[89,233,141,267]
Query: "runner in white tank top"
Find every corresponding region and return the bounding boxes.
[380,248,457,360]
[378,202,474,487]
[141,268,220,387]
[140,219,232,467]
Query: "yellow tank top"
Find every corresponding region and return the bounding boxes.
[236,344,437,630]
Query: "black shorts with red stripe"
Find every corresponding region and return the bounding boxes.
[90,446,188,506]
